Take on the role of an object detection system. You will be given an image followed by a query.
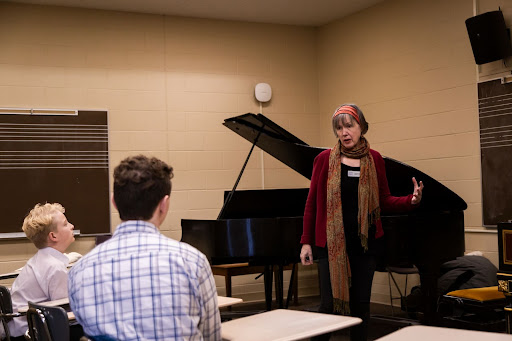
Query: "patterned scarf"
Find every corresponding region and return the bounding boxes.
[326,136,380,314]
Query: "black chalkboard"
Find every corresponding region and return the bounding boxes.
[479,79,512,226]
[0,110,110,237]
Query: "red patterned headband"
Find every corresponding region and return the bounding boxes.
[333,105,360,125]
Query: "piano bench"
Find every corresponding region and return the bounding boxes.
[211,263,298,304]
[438,286,506,332]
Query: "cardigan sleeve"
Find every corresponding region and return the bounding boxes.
[301,153,321,245]
[371,149,415,213]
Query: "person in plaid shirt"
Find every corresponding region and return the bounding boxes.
[68,155,221,340]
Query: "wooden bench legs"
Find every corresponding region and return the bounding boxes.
[211,262,299,309]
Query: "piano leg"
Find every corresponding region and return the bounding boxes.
[264,265,274,311]
[285,263,297,309]
[263,264,292,310]
[419,269,441,325]
[274,264,284,309]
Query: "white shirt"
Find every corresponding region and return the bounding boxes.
[9,247,70,337]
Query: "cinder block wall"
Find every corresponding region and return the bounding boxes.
[1,0,509,305]
[0,2,320,300]
[317,0,505,304]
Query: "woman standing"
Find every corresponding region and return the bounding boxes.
[300,104,423,341]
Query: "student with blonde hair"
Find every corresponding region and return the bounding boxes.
[8,202,76,340]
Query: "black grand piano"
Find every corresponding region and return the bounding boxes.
[181,113,467,323]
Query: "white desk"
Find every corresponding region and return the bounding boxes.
[218,296,243,308]
[17,298,75,321]
[221,309,361,341]
[17,297,69,313]
[19,296,240,313]
[0,259,78,281]
[375,325,512,341]
[0,271,20,280]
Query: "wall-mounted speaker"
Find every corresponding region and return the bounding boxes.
[465,10,512,65]
[255,83,272,102]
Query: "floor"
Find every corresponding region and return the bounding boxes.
[221,295,419,341]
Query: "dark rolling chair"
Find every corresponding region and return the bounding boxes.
[0,285,24,341]
[26,301,69,341]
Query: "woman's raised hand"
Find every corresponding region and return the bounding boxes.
[411,177,424,205]
[300,244,314,266]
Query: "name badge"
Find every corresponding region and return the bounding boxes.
[348,170,360,178]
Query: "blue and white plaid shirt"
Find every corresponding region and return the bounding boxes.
[68,221,221,340]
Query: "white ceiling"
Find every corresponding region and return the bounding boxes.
[5,0,385,26]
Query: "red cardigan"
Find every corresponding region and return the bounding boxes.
[300,149,415,247]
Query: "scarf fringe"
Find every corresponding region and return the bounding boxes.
[333,298,351,315]
[359,208,380,251]
[370,208,381,225]
[360,233,369,251]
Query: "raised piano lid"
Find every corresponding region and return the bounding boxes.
[224,113,467,213]
[223,113,324,180]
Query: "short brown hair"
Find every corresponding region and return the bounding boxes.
[113,155,174,221]
[22,203,65,249]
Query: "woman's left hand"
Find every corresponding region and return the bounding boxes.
[411,177,424,205]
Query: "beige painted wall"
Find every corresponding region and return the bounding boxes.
[316,0,507,304]
[0,2,320,300]
[0,0,509,306]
